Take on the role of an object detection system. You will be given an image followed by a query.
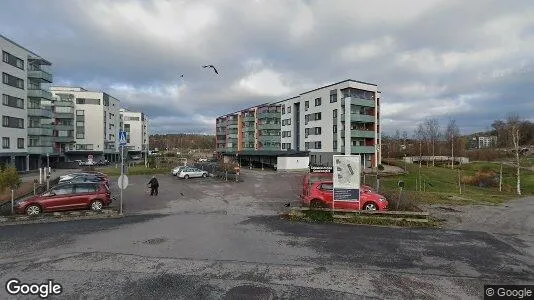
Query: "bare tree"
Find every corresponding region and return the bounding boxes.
[507,114,522,195]
[424,118,440,166]
[414,123,425,190]
[445,119,460,169]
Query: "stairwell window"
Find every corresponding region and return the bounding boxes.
[2,137,9,149]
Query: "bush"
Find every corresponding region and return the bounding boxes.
[0,166,21,192]
[461,170,498,187]
[380,190,422,211]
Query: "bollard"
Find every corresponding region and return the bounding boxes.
[33,181,36,195]
[236,172,239,182]
[39,168,43,184]
[11,189,14,214]
[225,171,228,181]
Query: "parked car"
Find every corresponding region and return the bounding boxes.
[302,181,388,211]
[177,167,209,179]
[300,172,333,200]
[59,172,108,183]
[60,174,109,186]
[171,166,187,176]
[14,182,112,216]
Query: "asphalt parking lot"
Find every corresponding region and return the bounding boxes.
[108,169,304,216]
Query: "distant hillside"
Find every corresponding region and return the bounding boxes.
[149,134,215,151]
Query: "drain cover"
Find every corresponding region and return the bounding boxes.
[223,285,275,300]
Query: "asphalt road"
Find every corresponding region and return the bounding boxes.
[0,170,533,299]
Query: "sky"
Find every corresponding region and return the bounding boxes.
[1,0,533,136]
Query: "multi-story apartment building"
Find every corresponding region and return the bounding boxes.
[50,87,122,162]
[119,108,149,158]
[215,79,381,168]
[1,34,54,171]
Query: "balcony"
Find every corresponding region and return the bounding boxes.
[28,127,53,136]
[54,136,75,143]
[351,146,376,154]
[258,112,280,119]
[227,124,238,130]
[352,98,375,107]
[55,112,74,119]
[227,133,238,139]
[28,107,53,118]
[340,113,375,123]
[54,101,74,107]
[28,145,54,154]
[27,89,52,100]
[341,130,375,138]
[257,123,280,130]
[28,69,53,83]
[244,126,255,132]
[259,135,281,143]
[54,124,73,131]
[243,116,255,122]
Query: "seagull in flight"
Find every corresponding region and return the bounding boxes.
[179,74,184,78]
[202,65,219,75]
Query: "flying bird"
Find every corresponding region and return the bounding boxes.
[284,202,290,207]
[180,74,184,78]
[180,193,184,196]
[202,65,219,75]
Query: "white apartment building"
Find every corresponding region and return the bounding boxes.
[1,34,54,171]
[216,79,381,168]
[119,108,149,158]
[50,87,122,162]
[478,136,497,149]
[279,80,381,168]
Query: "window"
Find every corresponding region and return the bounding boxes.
[333,140,337,150]
[76,133,85,139]
[282,106,285,114]
[76,121,84,127]
[55,106,73,113]
[333,109,338,119]
[2,116,24,128]
[51,185,74,196]
[76,110,84,116]
[286,118,291,125]
[76,98,100,105]
[2,73,24,89]
[287,106,291,113]
[75,184,97,194]
[282,131,291,138]
[17,138,24,149]
[305,101,309,111]
[330,90,337,103]
[2,51,24,70]
[315,141,322,149]
[333,125,337,133]
[315,98,321,106]
[2,137,9,149]
[320,183,333,191]
[2,94,24,109]
[315,127,322,135]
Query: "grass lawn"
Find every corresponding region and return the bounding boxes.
[96,165,172,176]
[371,160,534,206]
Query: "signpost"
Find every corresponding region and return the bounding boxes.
[333,155,362,213]
[118,130,128,214]
[87,154,94,166]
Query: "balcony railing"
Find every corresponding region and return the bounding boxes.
[27,89,52,100]
[257,123,280,130]
[341,130,375,138]
[54,101,74,107]
[27,69,53,83]
[28,107,53,118]
[54,136,75,143]
[351,146,376,154]
[54,124,73,131]
[27,145,54,154]
[28,127,53,136]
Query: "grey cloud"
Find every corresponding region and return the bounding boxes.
[0,0,532,134]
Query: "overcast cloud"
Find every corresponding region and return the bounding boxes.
[1,0,533,135]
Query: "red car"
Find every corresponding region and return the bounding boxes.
[14,182,112,216]
[302,181,388,211]
[300,172,375,200]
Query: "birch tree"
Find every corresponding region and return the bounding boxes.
[424,118,440,166]
[507,114,522,195]
[445,119,460,169]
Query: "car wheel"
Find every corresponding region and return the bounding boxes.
[26,205,41,216]
[90,200,104,211]
[202,173,207,178]
[363,202,377,211]
[184,174,190,179]
[310,199,326,209]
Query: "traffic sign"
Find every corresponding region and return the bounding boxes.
[118,174,129,190]
[119,131,128,146]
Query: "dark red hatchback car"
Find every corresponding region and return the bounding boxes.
[14,182,112,216]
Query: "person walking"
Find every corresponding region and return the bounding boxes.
[148,176,159,196]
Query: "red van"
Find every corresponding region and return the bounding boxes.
[14,182,112,216]
[302,181,388,211]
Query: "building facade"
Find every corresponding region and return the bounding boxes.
[120,108,149,158]
[1,34,54,171]
[215,79,381,168]
[50,87,122,162]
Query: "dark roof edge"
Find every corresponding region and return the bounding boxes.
[299,79,377,96]
[0,34,49,63]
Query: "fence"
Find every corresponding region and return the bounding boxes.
[0,176,61,216]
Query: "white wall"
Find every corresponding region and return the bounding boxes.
[121,110,145,151]
[276,156,310,170]
[0,36,29,154]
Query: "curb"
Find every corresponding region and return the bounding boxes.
[0,210,125,227]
